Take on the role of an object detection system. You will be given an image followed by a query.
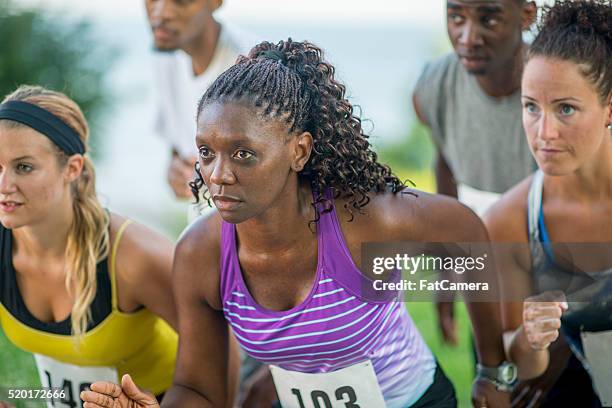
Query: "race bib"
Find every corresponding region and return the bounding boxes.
[270,360,386,408]
[581,331,612,407]
[34,354,118,408]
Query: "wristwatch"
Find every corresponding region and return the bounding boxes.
[476,361,518,392]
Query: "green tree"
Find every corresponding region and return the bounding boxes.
[0,0,115,155]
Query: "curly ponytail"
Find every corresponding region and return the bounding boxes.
[528,0,612,104]
[2,85,109,337]
[192,39,407,219]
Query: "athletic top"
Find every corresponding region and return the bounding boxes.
[414,53,536,195]
[0,221,178,395]
[220,191,436,408]
[527,170,612,357]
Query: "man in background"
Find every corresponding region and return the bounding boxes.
[413,1,596,406]
[414,0,537,218]
[413,0,537,351]
[144,1,273,405]
[145,0,254,215]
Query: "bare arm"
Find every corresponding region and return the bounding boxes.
[413,91,457,199]
[435,152,458,198]
[494,249,550,379]
[425,196,505,366]
[366,193,506,366]
[432,146,458,347]
[358,192,508,407]
[112,215,177,329]
[483,190,552,379]
[82,217,237,408]
[161,220,231,407]
[426,197,514,408]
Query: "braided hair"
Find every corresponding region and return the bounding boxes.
[190,39,407,219]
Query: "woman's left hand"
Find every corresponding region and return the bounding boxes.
[81,374,159,408]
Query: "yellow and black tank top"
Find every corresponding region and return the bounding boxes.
[0,221,178,396]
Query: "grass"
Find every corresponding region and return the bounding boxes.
[408,302,475,407]
[396,168,435,194]
[1,168,476,407]
[0,329,44,408]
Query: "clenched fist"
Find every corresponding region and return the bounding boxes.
[523,291,568,351]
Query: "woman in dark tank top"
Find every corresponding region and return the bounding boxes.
[483,1,612,407]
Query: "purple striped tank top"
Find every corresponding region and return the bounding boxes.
[220,194,436,407]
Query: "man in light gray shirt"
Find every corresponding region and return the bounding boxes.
[413,0,537,348]
[413,0,537,215]
[145,0,254,208]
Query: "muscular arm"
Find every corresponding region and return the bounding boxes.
[494,250,550,379]
[82,216,238,408]
[161,218,231,407]
[423,194,505,366]
[483,186,551,379]
[346,192,506,366]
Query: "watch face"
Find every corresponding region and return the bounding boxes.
[501,364,517,383]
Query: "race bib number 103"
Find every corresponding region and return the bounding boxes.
[270,360,386,408]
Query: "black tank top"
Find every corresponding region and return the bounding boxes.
[0,224,112,335]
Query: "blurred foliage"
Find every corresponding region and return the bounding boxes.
[0,0,116,156]
[378,120,435,173]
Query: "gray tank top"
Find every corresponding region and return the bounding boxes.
[527,170,612,353]
[414,53,537,193]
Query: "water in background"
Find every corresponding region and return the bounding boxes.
[95,15,447,236]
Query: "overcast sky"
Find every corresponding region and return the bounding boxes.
[18,0,446,24]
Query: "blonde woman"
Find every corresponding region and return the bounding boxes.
[0,86,178,406]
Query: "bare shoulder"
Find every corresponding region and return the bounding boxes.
[400,188,488,242]
[108,212,173,282]
[173,211,225,309]
[109,212,172,249]
[483,176,533,243]
[175,211,223,261]
[338,188,488,243]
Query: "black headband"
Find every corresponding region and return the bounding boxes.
[0,100,86,155]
